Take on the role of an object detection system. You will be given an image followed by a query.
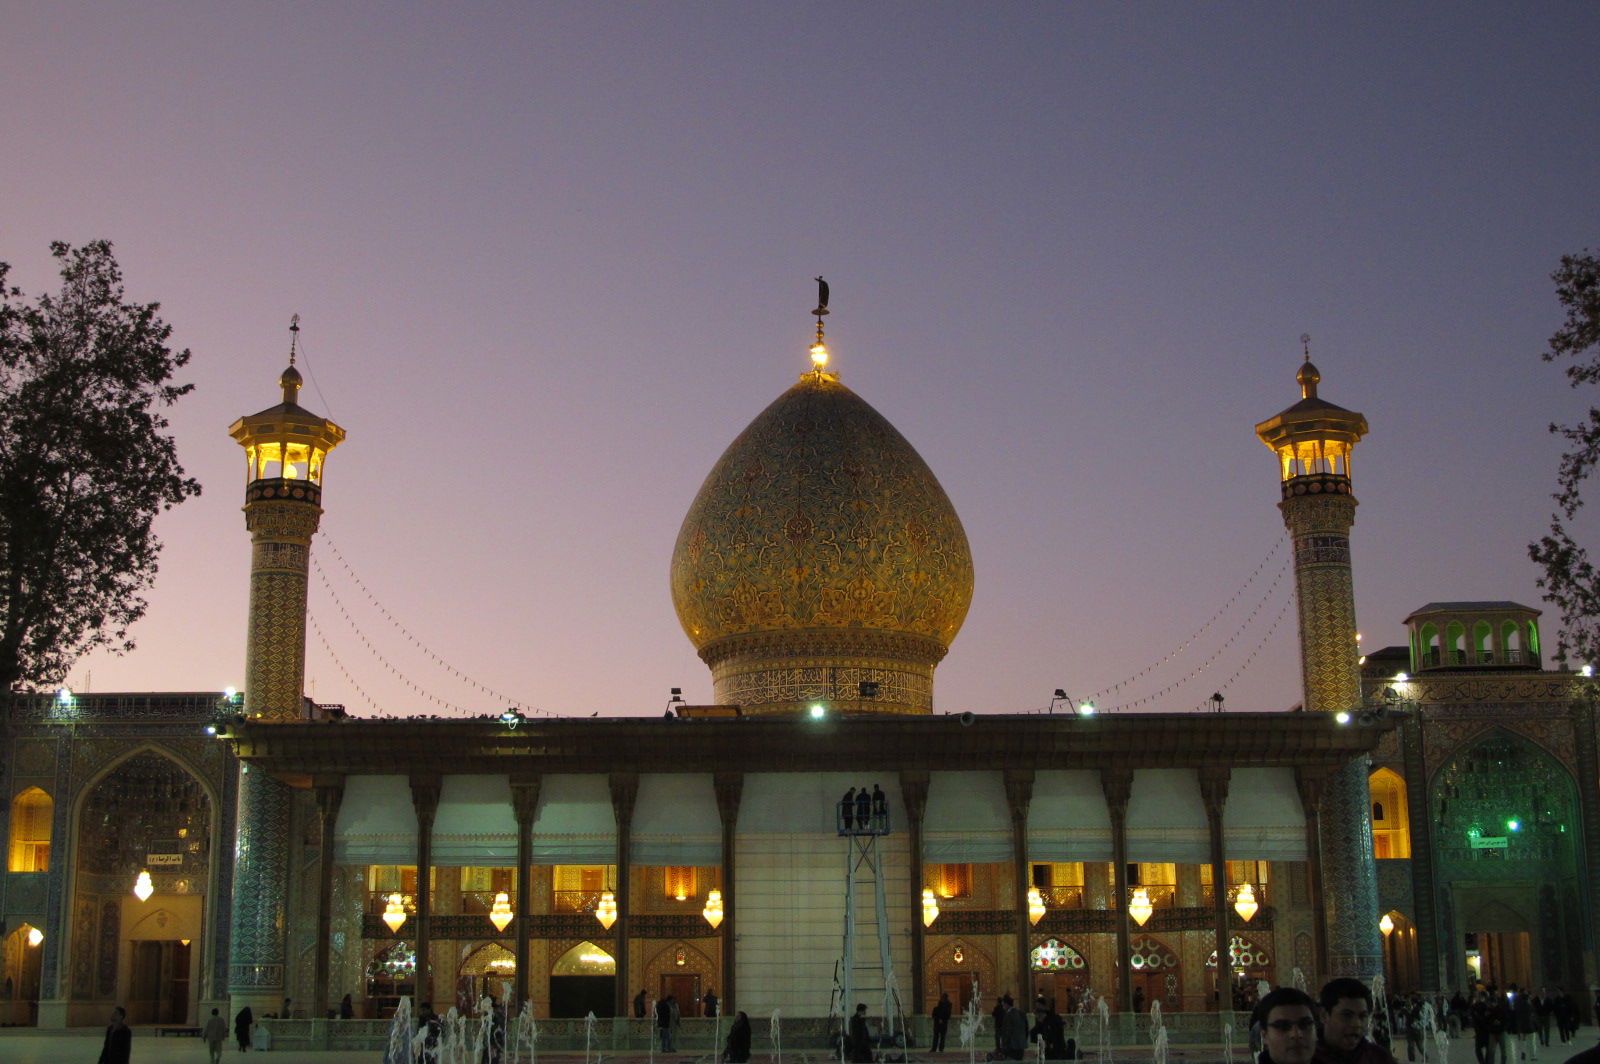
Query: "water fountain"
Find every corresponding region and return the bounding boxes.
[584,1010,598,1064]
[771,1008,784,1064]
[384,996,415,1064]
[958,975,983,1064]
[508,1000,538,1064]
[1149,1000,1168,1064]
[1095,993,1111,1064]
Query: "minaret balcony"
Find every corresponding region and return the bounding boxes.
[1280,471,1353,500]
[246,476,323,506]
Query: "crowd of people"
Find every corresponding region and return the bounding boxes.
[1254,978,1598,1064]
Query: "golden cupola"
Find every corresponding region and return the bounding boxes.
[670,282,974,716]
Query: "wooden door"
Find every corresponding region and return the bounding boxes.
[662,973,701,1017]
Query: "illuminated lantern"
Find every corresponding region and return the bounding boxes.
[1234,883,1259,923]
[1128,887,1153,926]
[489,892,513,932]
[703,889,724,929]
[383,893,408,933]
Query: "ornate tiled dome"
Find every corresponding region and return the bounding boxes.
[670,368,973,715]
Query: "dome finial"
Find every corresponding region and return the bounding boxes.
[1296,333,1320,399]
[808,276,831,373]
[280,314,304,404]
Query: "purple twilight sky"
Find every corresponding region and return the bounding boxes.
[4,3,1598,719]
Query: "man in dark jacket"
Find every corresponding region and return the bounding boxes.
[98,1006,131,1064]
[931,992,953,1052]
[850,1003,875,1063]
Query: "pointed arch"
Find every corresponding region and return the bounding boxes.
[8,787,52,872]
[1368,768,1411,858]
[1430,728,1579,879]
[553,940,616,975]
[460,940,517,975]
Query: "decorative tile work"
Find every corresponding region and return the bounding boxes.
[1318,760,1381,979]
[1421,714,1577,778]
[229,767,293,994]
[244,498,322,722]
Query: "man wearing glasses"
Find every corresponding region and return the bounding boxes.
[1256,987,1320,1064]
[1317,978,1397,1064]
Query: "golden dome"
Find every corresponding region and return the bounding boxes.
[671,368,974,715]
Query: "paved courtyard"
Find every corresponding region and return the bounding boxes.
[0,1028,1594,1064]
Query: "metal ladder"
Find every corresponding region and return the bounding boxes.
[837,792,902,1057]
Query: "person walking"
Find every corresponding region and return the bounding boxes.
[705,988,719,1018]
[634,988,648,1019]
[234,1005,255,1053]
[202,1007,228,1063]
[849,1003,874,1064]
[98,1005,131,1064]
[931,992,953,1052]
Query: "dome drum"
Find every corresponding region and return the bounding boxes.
[701,627,945,716]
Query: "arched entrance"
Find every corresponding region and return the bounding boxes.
[1127,935,1179,1014]
[458,942,516,1013]
[551,941,615,1018]
[1,924,44,1026]
[1206,934,1273,1010]
[1431,730,1583,991]
[1030,937,1088,1013]
[71,750,212,1025]
[365,941,416,1018]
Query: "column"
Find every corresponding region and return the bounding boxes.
[313,776,345,1019]
[1199,767,1230,1012]
[411,775,440,1010]
[714,772,744,1011]
[1398,712,1441,994]
[228,764,294,1015]
[1100,769,1133,1011]
[1003,769,1034,997]
[1295,768,1329,982]
[511,777,542,1010]
[900,770,930,1011]
[1569,695,1600,1009]
[609,772,638,1018]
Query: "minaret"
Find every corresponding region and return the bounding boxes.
[1255,343,1381,979]
[225,320,344,1014]
[228,319,345,720]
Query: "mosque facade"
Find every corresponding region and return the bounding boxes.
[0,314,1596,1033]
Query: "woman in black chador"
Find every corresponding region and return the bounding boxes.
[723,1010,752,1063]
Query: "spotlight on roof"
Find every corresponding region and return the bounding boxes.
[1076,701,1096,717]
[1335,710,1352,725]
[809,703,826,719]
[500,709,524,729]
[1582,665,1593,678]
[1394,672,1408,683]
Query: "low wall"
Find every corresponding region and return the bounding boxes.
[252,1012,1256,1054]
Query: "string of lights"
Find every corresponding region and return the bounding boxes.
[313,536,552,715]
[1099,560,1291,712]
[1187,590,1296,712]
[308,566,488,717]
[306,609,391,717]
[1086,539,1285,703]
